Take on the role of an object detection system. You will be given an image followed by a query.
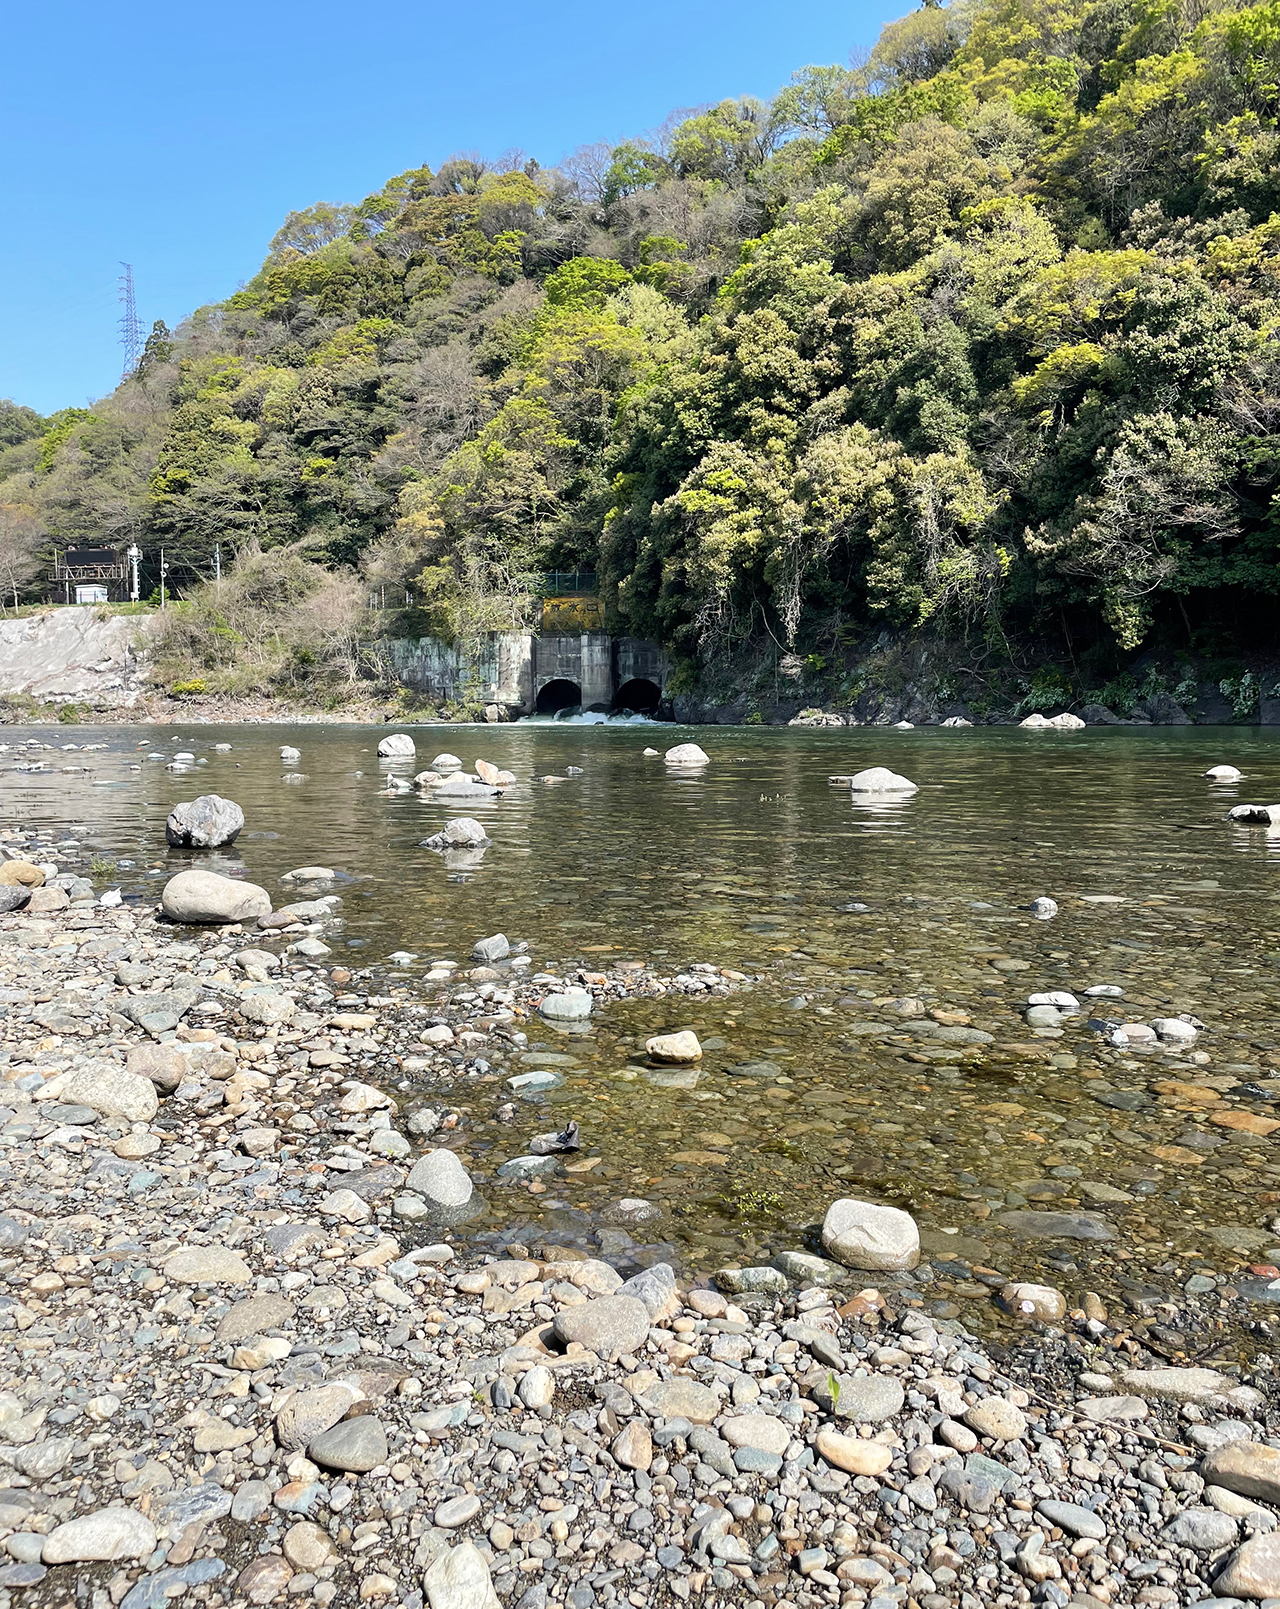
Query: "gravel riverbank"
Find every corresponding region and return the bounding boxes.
[2,831,1280,1609]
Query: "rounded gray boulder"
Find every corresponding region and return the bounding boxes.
[161,869,272,925]
[165,794,245,849]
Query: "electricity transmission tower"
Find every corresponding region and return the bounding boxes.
[117,263,143,378]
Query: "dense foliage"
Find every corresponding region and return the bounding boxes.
[8,0,1280,677]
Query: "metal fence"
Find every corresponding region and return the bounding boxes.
[541,570,598,596]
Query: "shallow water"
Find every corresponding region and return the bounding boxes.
[9,720,1280,1341]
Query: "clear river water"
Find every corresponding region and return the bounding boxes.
[8,719,1280,1347]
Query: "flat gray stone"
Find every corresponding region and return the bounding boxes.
[812,1373,904,1423]
[1162,1509,1240,1551]
[1037,1500,1106,1539]
[308,1416,388,1474]
[552,1296,650,1362]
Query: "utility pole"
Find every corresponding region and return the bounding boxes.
[127,543,140,604]
[117,264,144,379]
[214,542,221,592]
[159,547,168,609]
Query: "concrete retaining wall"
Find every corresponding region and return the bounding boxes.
[385,632,665,714]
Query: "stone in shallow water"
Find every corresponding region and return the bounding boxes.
[715,1265,788,1295]
[1000,1282,1066,1322]
[539,991,593,1022]
[772,1249,844,1285]
[997,1210,1114,1241]
[506,1070,562,1093]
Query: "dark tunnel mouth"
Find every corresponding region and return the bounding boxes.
[612,677,662,714]
[536,678,582,714]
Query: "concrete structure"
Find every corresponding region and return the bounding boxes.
[384,632,666,716]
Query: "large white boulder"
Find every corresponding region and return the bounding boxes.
[1022,712,1084,730]
[665,743,709,767]
[162,869,271,924]
[848,767,917,794]
[377,734,416,757]
[822,1199,920,1271]
[1205,764,1243,782]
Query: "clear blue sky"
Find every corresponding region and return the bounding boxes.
[1,0,904,417]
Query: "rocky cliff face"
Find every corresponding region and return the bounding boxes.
[0,610,156,707]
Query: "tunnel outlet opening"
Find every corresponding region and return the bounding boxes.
[536,678,583,715]
[612,677,662,715]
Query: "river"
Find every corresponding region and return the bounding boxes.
[7,719,1280,1345]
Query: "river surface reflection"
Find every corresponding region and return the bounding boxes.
[8,720,1280,1342]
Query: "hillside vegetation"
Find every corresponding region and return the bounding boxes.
[6,0,1280,700]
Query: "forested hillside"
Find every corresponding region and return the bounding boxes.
[6,0,1280,699]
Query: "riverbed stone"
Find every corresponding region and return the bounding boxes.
[1215,1531,1280,1598]
[997,1209,1115,1240]
[1037,1501,1107,1539]
[1120,1366,1234,1402]
[645,1030,702,1062]
[61,1061,158,1122]
[403,1149,478,1224]
[637,1378,719,1423]
[1161,1509,1239,1550]
[308,1416,387,1473]
[965,1397,1027,1441]
[42,1509,156,1564]
[377,734,416,757]
[215,1293,296,1342]
[423,1542,501,1609]
[721,1416,790,1455]
[822,1198,920,1270]
[1001,1282,1066,1322]
[814,1430,893,1475]
[1202,1442,1280,1504]
[165,795,245,849]
[539,990,593,1021]
[813,1373,904,1422]
[275,1384,362,1450]
[162,869,271,924]
[163,1247,252,1285]
[551,1295,650,1361]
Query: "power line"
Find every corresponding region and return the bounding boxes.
[117,263,143,378]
